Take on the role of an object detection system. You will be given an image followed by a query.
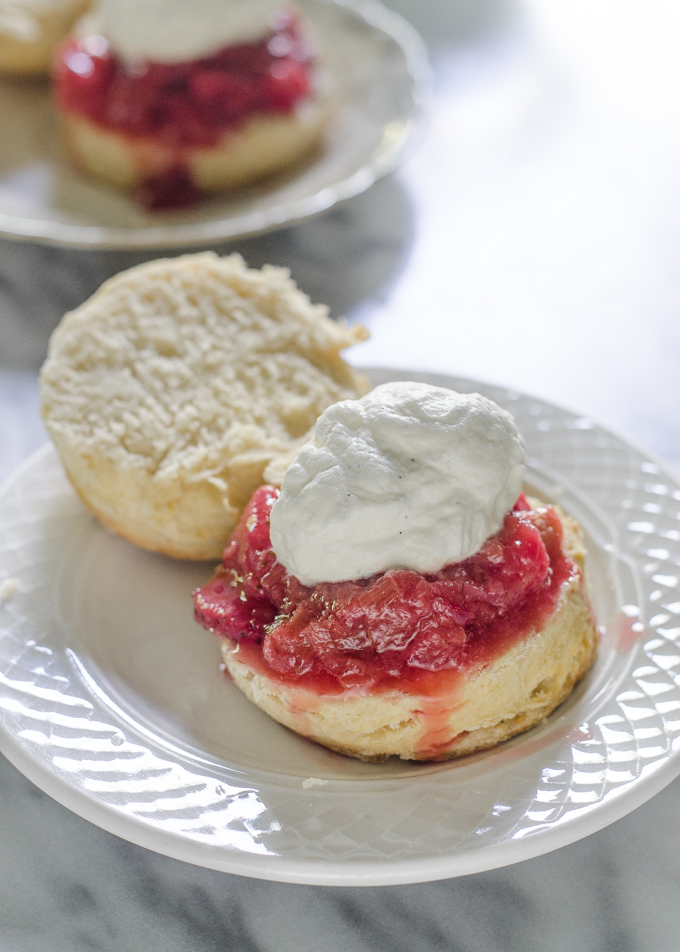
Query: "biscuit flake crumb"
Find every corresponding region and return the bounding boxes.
[0,578,20,604]
[302,777,328,789]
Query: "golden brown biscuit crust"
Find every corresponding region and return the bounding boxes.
[61,99,328,194]
[219,508,598,761]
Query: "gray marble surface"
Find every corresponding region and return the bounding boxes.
[2,0,680,948]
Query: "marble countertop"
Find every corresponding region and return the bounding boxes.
[2,0,680,948]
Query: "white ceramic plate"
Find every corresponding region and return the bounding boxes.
[1,368,680,886]
[0,0,429,250]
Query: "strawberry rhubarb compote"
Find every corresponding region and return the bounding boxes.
[53,0,322,208]
[194,382,597,761]
[194,485,574,692]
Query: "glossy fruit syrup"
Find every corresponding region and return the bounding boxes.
[194,486,577,698]
[54,10,313,208]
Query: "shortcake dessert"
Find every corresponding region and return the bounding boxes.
[0,0,88,75]
[194,381,598,762]
[39,252,367,560]
[53,0,327,208]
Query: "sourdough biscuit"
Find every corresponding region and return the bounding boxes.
[40,252,368,559]
[0,0,89,75]
[220,508,598,761]
[62,96,329,195]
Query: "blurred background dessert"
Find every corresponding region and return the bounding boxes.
[53,0,328,207]
[0,0,88,75]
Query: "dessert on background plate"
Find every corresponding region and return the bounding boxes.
[39,252,367,560]
[0,0,88,75]
[195,382,598,762]
[53,0,329,208]
[0,0,429,249]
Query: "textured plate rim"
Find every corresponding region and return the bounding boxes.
[1,369,680,885]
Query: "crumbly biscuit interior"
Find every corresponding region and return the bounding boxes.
[40,252,367,558]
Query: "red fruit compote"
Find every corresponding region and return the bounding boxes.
[194,486,579,701]
[54,9,314,208]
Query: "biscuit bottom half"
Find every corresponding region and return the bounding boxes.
[62,97,328,195]
[220,572,598,762]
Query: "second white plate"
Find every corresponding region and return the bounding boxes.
[1,368,679,885]
[0,0,430,249]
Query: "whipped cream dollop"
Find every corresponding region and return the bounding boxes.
[96,0,286,63]
[270,381,526,586]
